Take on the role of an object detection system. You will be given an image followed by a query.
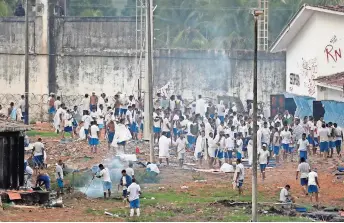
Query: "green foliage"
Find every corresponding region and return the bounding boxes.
[79,9,103,17]
[0,0,9,16]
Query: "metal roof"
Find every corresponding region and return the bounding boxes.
[314,72,344,88]
[270,4,344,53]
[0,119,31,133]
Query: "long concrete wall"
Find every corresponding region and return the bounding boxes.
[0,15,286,117]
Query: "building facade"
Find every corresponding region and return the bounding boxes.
[271,5,344,102]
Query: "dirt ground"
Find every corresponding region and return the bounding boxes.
[1,124,344,221]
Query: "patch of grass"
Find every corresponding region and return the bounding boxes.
[27,130,58,137]
[135,170,160,184]
[85,208,104,216]
[259,215,311,222]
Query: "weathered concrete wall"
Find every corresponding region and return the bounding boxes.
[0,17,49,95]
[0,16,286,111]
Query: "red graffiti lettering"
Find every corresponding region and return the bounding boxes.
[324,44,342,63]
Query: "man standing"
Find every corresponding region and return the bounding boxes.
[258,144,270,181]
[176,134,188,167]
[89,121,100,153]
[54,96,62,111]
[272,127,281,163]
[280,125,292,161]
[297,133,310,162]
[19,95,26,121]
[158,132,175,166]
[334,123,343,157]
[127,179,141,217]
[32,138,45,172]
[195,95,206,117]
[153,108,162,143]
[318,124,330,158]
[56,160,64,196]
[90,92,98,111]
[308,168,320,205]
[120,169,132,201]
[261,122,271,148]
[97,164,112,199]
[296,157,311,195]
[234,158,245,196]
[81,94,89,114]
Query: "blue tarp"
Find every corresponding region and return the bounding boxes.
[322,101,344,127]
[282,92,344,127]
[283,93,315,118]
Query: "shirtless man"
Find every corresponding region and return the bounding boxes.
[90,91,98,111]
[107,120,115,150]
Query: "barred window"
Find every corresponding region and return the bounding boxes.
[290,73,300,86]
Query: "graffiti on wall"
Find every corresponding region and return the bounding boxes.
[296,57,317,96]
[324,35,342,63]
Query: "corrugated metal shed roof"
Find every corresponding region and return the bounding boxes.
[270,4,344,53]
[314,71,344,88]
[0,119,31,133]
[315,5,344,12]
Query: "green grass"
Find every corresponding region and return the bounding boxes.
[82,178,312,222]
[27,130,58,137]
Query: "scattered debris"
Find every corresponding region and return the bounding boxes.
[104,211,119,217]
[194,180,207,183]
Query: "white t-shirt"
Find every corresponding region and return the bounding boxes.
[217,104,225,116]
[55,164,64,180]
[125,167,135,177]
[173,114,179,128]
[226,137,234,150]
[176,138,187,153]
[54,100,61,110]
[273,132,280,146]
[90,125,100,138]
[334,127,342,140]
[126,110,133,124]
[127,182,141,201]
[279,188,289,202]
[33,142,44,156]
[297,139,309,152]
[308,171,318,186]
[81,98,89,111]
[261,128,270,144]
[162,117,170,132]
[280,130,291,144]
[258,150,270,164]
[235,163,245,180]
[180,119,189,131]
[318,128,329,142]
[236,138,243,154]
[147,163,160,174]
[99,168,111,182]
[153,112,161,128]
[25,165,33,175]
[82,115,92,129]
[238,125,248,136]
[297,162,310,178]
